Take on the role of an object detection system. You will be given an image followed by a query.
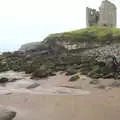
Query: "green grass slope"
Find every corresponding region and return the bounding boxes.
[47,27,120,43]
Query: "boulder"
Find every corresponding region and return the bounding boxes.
[32,66,53,78]
[65,68,77,76]
[90,79,99,85]
[0,107,16,120]
[69,75,80,82]
[0,78,9,83]
[110,81,120,87]
[26,83,40,89]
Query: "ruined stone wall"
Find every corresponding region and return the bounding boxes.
[86,0,116,27]
[86,7,99,27]
[98,0,116,27]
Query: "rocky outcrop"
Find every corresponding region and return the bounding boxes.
[0,27,120,79]
[0,107,16,120]
[0,78,9,83]
[82,43,120,62]
[19,42,42,52]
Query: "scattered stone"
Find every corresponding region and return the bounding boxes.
[69,75,80,82]
[110,81,120,87]
[65,68,77,76]
[26,83,40,89]
[32,66,52,78]
[8,78,18,82]
[103,73,114,79]
[90,79,99,85]
[0,77,9,83]
[0,107,16,120]
[97,85,106,89]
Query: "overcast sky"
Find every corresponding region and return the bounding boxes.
[0,0,120,52]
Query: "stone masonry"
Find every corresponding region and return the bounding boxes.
[86,0,117,27]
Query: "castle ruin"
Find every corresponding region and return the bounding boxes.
[86,0,117,27]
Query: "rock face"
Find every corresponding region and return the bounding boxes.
[1,27,120,79]
[82,44,120,61]
[0,107,16,120]
[19,42,42,52]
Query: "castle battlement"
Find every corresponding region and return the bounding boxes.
[86,0,117,27]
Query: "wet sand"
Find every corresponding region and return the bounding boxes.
[0,88,120,120]
[0,71,120,120]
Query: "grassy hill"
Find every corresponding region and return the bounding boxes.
[47,27,120,43]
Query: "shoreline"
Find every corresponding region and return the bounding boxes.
[0,88,120,120]
[0,71,120,120]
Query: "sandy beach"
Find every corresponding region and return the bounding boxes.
[0,88,120,120]
[0,71,120,120]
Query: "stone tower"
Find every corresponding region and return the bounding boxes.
[86,7,99,27]
[86,0,117,27]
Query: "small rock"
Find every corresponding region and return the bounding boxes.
[66,68,77,76]
[0,78,9,83]
[90,79,99,85]
[8,78,18,82]
[0,107,16,120]
[97,85,106,89]
[26,83,40,89]
[110,81,120,87]
[69,75,80,82]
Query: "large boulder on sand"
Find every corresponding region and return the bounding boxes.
[0,107,16,120]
